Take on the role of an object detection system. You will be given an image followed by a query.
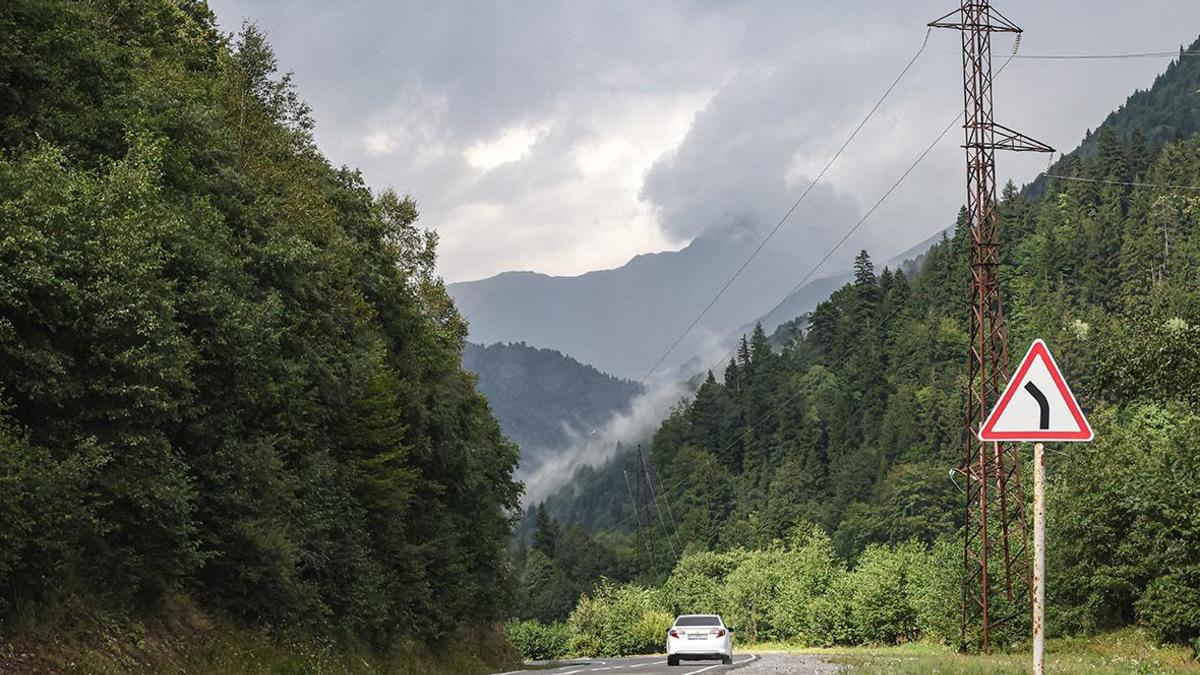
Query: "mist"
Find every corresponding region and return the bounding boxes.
[518,376,690,506]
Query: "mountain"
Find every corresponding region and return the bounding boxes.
[463,342,642,477]
[448,203,909,380]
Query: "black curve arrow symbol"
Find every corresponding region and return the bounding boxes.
[1024,381,1050,430]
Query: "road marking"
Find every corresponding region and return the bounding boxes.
[679,654,757,674]
[627,663,655,669]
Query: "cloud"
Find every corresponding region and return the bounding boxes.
[464,124,547,170]
[208,0,1200,284]
[518,375,689,505]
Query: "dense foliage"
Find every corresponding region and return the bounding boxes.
[0,0,519,648]
[505,525,961,659]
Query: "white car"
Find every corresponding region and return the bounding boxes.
[666,614,733,666]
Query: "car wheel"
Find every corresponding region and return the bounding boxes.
[668,655,679,666]
[722,655,733,665]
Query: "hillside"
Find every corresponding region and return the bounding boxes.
[1028,35,1200,200]
[463,341,642,476]
[0,0,518,665]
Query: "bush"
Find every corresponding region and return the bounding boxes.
[773,525,844,643]
[662,550,740,618]
[568,580,670,656]
[806,571,858,646]
[910,538,962,644]
[725,549,788,642]
[1137,569,1200,647]
[847,543,923,644]
[504,619,570,661]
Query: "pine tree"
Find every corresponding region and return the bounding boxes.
[854,250,876,286]
[532,504,559,558]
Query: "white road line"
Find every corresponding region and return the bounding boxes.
[679,653,757,675]
[680,665,723,675]
[627,663,655,669]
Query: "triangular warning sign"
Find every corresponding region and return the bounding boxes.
[979,339,1093,442]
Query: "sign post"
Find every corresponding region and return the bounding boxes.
[979,339,1092,675]
[1032,441,1045,675]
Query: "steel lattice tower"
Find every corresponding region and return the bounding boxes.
[929,1,1053,652]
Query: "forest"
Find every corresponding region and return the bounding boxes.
[0,1,520,668]
[509,44,1200,657]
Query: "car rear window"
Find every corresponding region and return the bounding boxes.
[674,615,721,627]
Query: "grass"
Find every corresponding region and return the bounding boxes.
[0,593,522,674]
[746,629,1200,674]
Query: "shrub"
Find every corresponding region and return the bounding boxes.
[725,549,788,642]
[567,580,670,656]
[662,550,739,618]
[504,619,571,661]
[1137,569,1200,647]
[848,543,923,644]
[806,570,858,646]
[773,525,844,643]
[910,538,962,644]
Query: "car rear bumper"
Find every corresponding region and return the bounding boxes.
[667,639,731,657]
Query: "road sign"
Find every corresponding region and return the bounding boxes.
[978,339,1092,442]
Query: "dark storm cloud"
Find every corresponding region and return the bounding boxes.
[207,0,1200,281]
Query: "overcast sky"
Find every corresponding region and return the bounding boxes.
[208,1,1200,283]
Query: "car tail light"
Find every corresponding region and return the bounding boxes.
[710,628,726,638]
[669,629,680,639]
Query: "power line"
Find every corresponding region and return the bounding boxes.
[637,443,679,559]
[935,49,1200,60]
[652,467,683,548]
[1043,173,1200,191]
[1008,49,1200,60]
[635,33,932,384]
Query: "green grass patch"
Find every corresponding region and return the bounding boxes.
[742,629,1199,674]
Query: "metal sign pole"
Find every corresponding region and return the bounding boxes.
[1032,441,1046,675]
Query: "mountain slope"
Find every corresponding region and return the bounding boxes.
[0,0,518,650]
[463,342,642,476]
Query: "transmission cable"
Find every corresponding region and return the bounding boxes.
[936,49,1200,60]
[1043,173,1200,191]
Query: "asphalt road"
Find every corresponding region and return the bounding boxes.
[496,653,762,675]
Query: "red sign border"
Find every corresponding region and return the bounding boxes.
[978,339,1093,442]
